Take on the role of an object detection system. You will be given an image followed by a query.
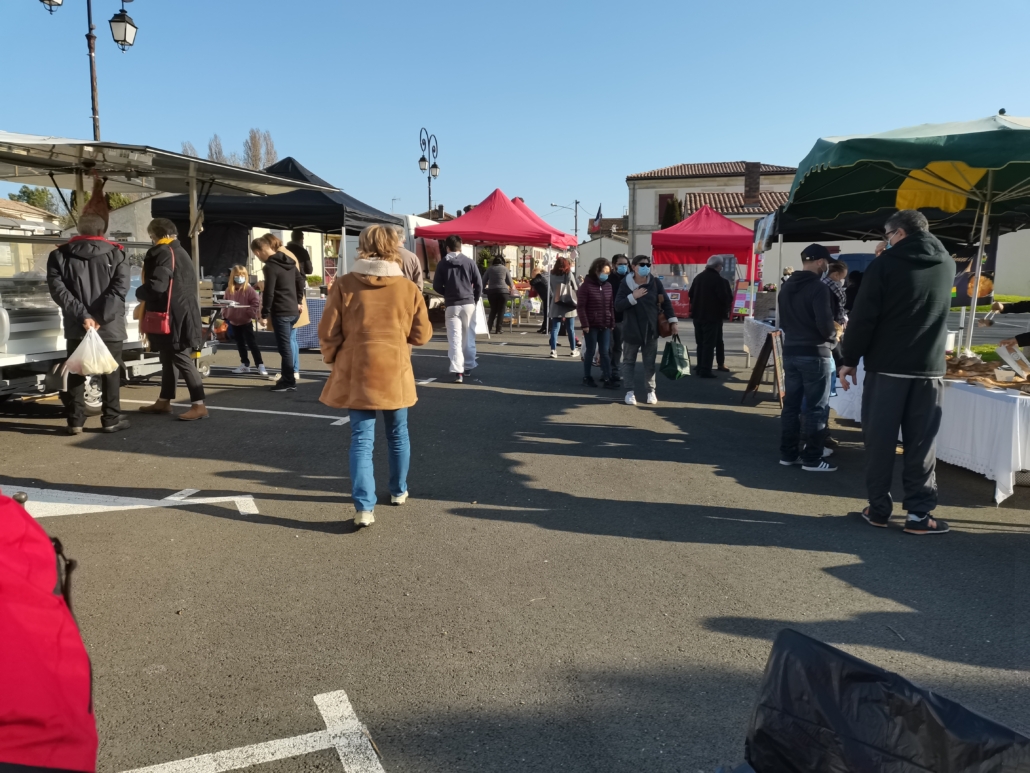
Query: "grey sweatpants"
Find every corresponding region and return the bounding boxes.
[861,372,943,517]
[623,338,658,393]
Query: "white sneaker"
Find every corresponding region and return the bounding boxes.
[354,511,375,527]
[802,460,838,473]
[645,391,658,405]
[391,491,408,506]
[270,371,281,382]
[549,350,557,359]
[294,371,301,381]
[570,349,579,357]
[257,364,268,376]
[232,364,251,374]
[625,391,637,405]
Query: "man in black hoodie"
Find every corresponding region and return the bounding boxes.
[47,213,131,434]
[777,244,837,472]
[256,238,305,392]
[839,210,954,535]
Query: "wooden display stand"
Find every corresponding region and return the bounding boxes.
[742,330,785,407]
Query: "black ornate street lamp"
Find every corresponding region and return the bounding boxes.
[39,0,140,141]
[419,128,439,216]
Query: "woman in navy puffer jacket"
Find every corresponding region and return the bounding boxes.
[576,257,617,388]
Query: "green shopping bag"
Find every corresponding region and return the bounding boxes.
[660,335,691,380]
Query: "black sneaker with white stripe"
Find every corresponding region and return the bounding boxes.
[801,460,837,472]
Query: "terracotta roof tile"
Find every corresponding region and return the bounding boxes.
[683,191,789,216]
[626,162,796,181]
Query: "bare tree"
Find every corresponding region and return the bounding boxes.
[181,141,199,157]
[226,151,244,167]
[243,128,264,170]
[207,134,226,163]
[261,130,278,168]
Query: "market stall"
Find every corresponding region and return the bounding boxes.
[153,156,400,281]
[415,189,576,327]
[651,204,756,271]
[768,115,1030,503]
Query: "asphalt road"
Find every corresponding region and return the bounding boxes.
[2,318,1029,773]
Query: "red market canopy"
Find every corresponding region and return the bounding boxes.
[651,205,754,265]
[414,188,574,248]
[511,197,578,249]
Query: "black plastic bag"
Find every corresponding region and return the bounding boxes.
[660,334,690,379]
[746,629,1030,773]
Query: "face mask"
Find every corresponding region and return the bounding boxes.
[599,273,610,282]
[616,264,628,275]
[821,267,829,279]
[637,265,651,277]
[234,276,245,284]
[884,241,892,251]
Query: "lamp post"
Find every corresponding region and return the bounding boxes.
[40,0,139,141]
[418,128,439,216]
[550,200,581,242]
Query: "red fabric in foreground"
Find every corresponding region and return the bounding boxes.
[651,205,754,267]
[415,188,572,248]
[0,490,97,772]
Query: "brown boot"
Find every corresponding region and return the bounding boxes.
[177,403,209,422]
[139,399,172,414]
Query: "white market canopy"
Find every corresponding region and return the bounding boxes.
[0,130,335,196]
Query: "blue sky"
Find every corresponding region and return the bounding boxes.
[4,0,1029,236]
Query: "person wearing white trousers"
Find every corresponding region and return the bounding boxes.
[432,235,484,384]
[445,303,477,377]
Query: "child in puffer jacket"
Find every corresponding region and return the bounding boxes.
[224,264,266,375]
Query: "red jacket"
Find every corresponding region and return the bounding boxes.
[223,283,261,325]
[576,275,615,330]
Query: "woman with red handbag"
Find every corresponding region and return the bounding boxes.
[134,219,208,421]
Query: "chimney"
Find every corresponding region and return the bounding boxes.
[743,161,761,206]
[437,204,445,219]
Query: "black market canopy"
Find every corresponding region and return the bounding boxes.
[152,157,401,235]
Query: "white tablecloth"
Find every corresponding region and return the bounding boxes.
[828,361,1030,503]
[936,381,1030,504]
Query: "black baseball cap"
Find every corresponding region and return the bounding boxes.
[800,243,831,261]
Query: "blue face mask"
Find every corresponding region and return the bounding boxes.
[637,265,651,277]
[616,264,628,275]
[234,276,245,284]
[599,273,610,282]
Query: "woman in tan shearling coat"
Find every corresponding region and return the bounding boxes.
[319,225,432,528]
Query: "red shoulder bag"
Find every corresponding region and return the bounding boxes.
[140,247,174,335]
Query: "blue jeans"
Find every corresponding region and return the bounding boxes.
[550,317,575,350]
[348,408,410,512]
[583,328,611,379]
[270,315,299,385]
[780,355,832,465]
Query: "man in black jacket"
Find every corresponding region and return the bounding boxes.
[688,255,734,378]
[839,210,954,535]
[778,244,837,472]
[287,230,313,275]
[47,213,131,434]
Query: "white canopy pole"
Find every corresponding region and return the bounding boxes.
[964,169,994,353]
[747,246,757,318]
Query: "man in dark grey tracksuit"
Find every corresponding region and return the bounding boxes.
[839,210,955,535]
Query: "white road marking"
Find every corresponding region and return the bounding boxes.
[119,690,384,773]
[120,400,349,424]
[416,378,437,385]
[165,489,201,501]
[3,484,260,519]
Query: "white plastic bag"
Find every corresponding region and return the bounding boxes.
[470,299,490,337]
[63,328,119,376]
